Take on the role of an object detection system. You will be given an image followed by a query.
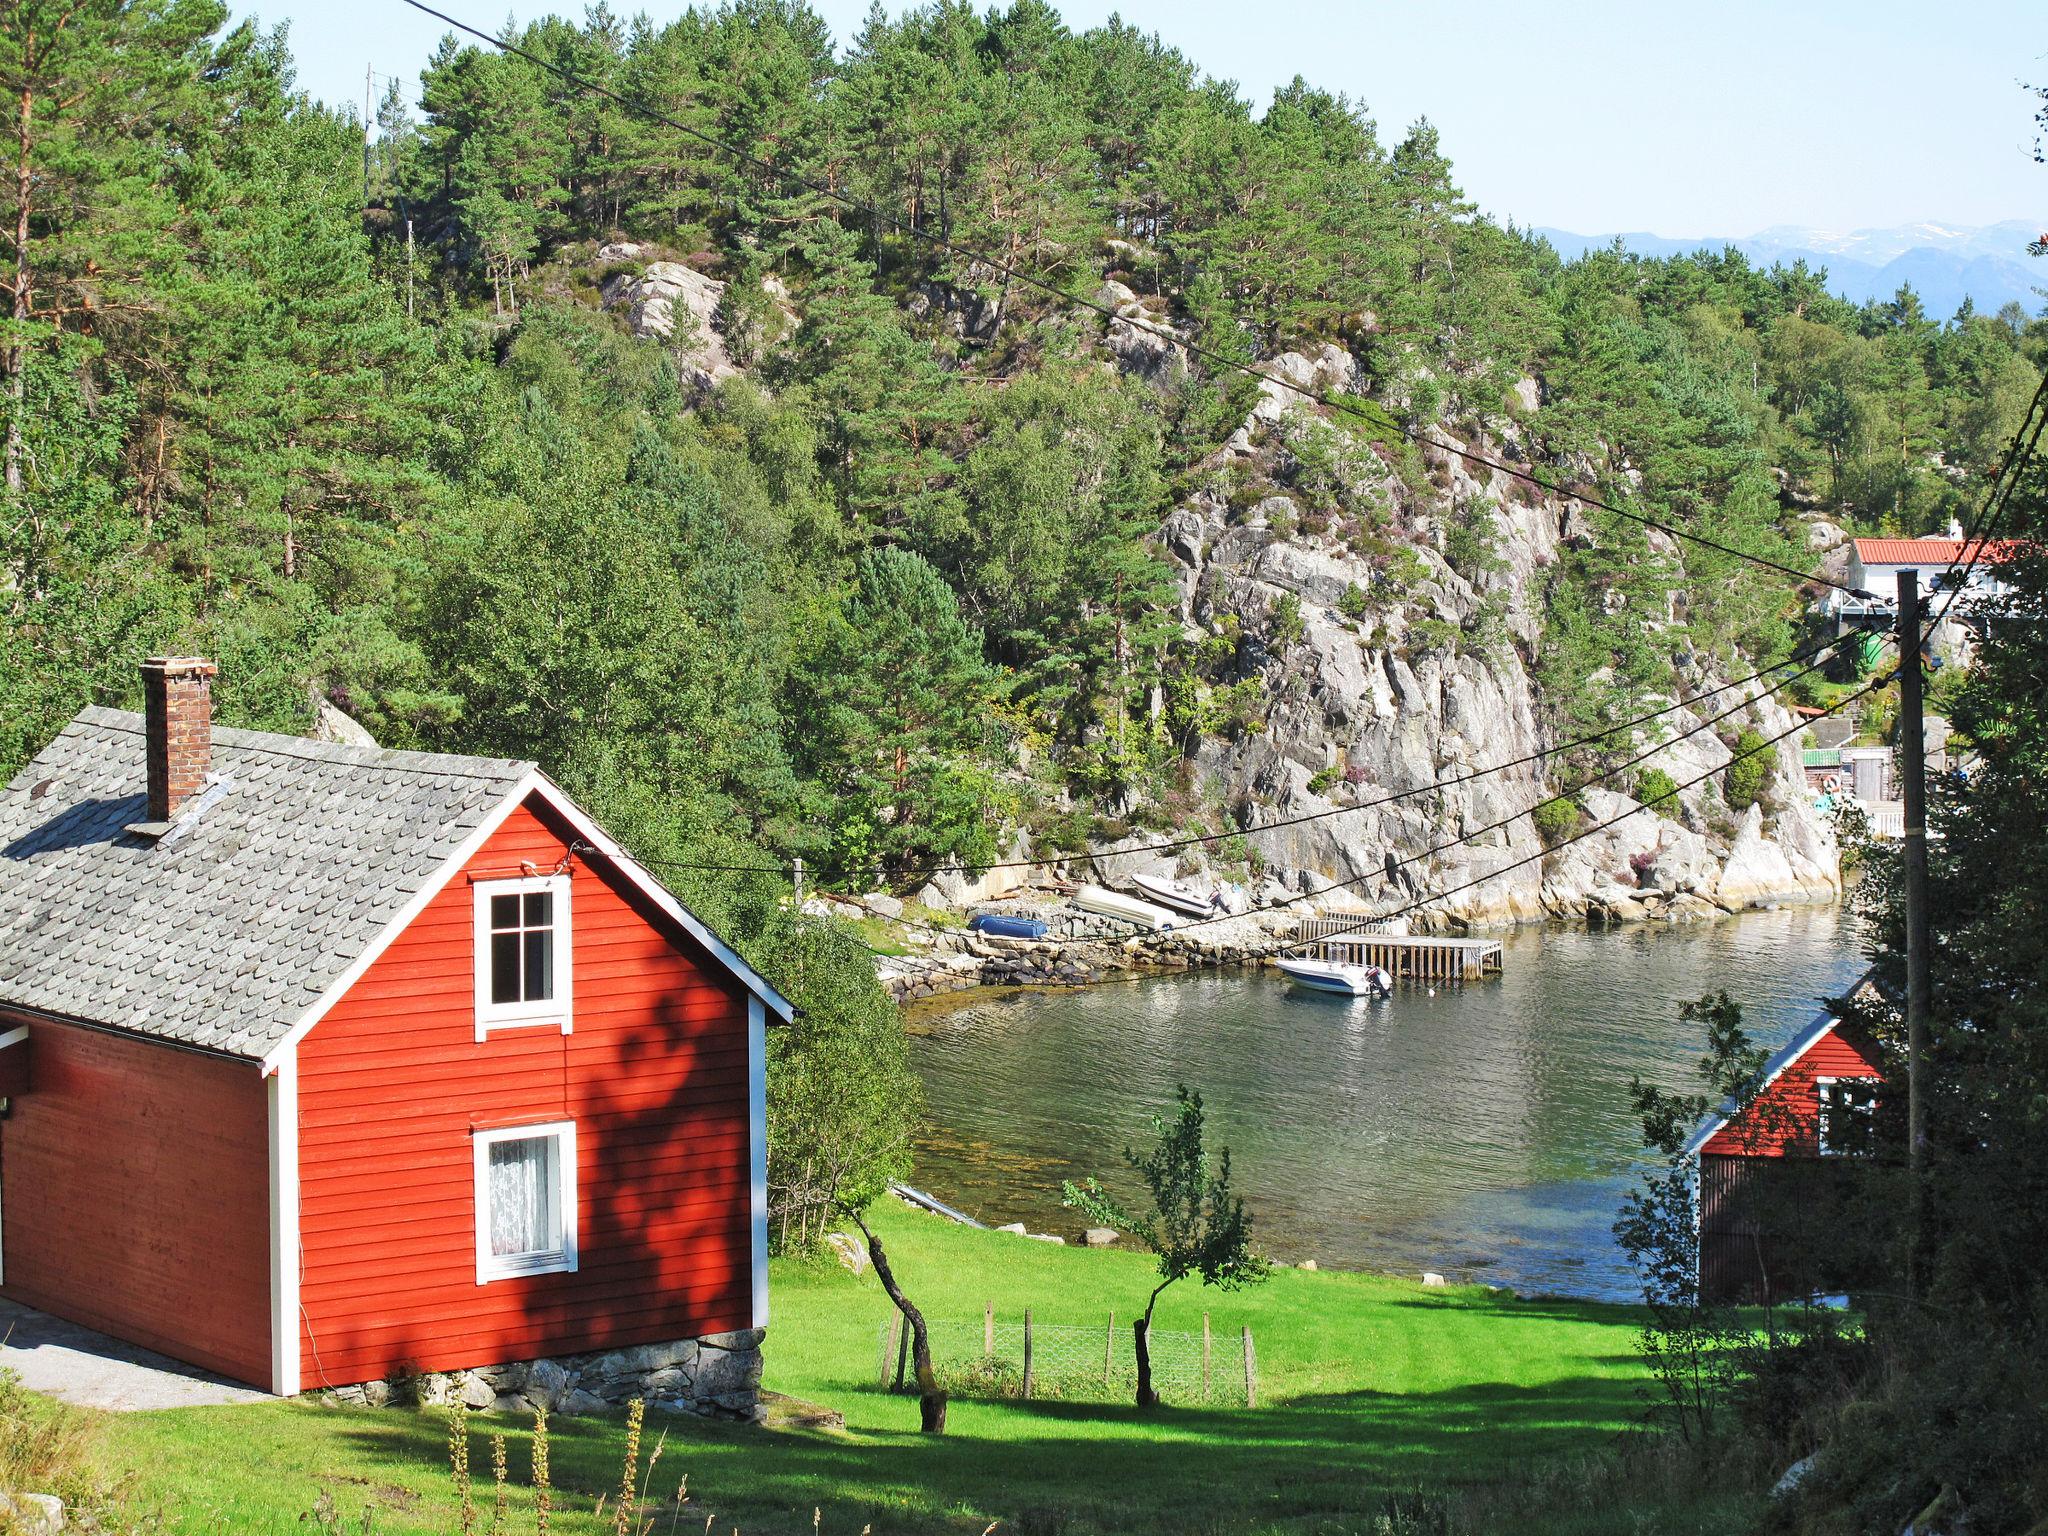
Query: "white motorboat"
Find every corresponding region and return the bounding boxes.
[1071,883,1178,931]
[1274,957,1393,997]
[1132,873,1221,918]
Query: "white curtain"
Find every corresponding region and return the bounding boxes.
[488,1136,556,1257]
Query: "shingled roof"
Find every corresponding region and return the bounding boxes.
[0,707,538,1059]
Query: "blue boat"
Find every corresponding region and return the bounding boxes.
[969,913,1050,940]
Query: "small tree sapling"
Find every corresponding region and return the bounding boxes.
[1064,1085,1269,1407]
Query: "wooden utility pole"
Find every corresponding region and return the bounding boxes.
[1896,569,1931,1182]
[363,65,374,206]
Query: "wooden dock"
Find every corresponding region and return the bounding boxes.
[1290,917,1504,984]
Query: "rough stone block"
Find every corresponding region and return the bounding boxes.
[1083,1228,1118,1247]
[693,1345,764,1400]
[994,1222,1027,1235]
[527,1359,572,1411]
[0,1491,64,1536]
[459,1372,498,1411]
[698,1329,765,1352]
[559,1389,611,1416]
[415,1371,455,1407]
[1422,1271,1448,1288]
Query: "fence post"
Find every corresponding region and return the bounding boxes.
[1022,1308,1035,1400]
[984,1300,994,1358]
[894,1310,911,1393]
[881,1310,902,1389]
[1104,1310,1115,1388]
[1203,1313,1212,1400]
[1242,1326,1257,1408]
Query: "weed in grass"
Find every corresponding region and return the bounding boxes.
[531,1410,551,1536]
[0,1364,112,1524]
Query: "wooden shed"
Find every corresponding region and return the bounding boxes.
[1681,1007,1886,1305]
[0,659,790,1413]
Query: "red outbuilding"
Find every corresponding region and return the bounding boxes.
[1681,1005,1887,1304]
[0,658,791,1415]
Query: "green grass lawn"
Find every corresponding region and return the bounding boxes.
[81,1201,1745,1536]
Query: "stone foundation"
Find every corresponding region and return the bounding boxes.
[319,1329,765,1422]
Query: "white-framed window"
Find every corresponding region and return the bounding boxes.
[473,1121,578,1283]
[1816,1076,1881,1157]
[472,875,572,1039]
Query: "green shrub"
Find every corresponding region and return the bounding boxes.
[1533,796,1581,845]
[1724,727,1772,811]
[1337,582,1370,620]
[1271,592,1305,647]
[1635,767,1680,816]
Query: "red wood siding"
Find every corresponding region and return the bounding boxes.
[295,797,753,1388]
[0,1015,271,1386]
[1702,1027,1885,1158]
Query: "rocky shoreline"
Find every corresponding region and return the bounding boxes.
[844,872,1840,1004]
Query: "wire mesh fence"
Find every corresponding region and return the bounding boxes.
[876,1308,1256,1408]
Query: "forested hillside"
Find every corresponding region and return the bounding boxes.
[4,0,2043,931]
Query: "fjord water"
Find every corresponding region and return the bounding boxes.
[907,905,1866,1300]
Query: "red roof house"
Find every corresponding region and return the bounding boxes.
[1682,1006,1886,1303]
[0,658,791,1415]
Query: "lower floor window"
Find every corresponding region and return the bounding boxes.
[473,1121,578,1281]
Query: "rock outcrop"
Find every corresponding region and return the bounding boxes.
[1121,341,1841,927]
[597,243,738,392]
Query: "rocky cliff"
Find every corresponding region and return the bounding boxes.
[1115,307,1840,928]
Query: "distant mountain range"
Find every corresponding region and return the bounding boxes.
[1534,220,2045,319]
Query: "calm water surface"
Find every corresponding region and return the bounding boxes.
[907,905,1866,1300]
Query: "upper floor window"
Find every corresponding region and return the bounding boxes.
[1816,1076,1880,1157]
[472,874,572,1038]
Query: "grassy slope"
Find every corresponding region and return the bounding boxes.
[91,1201,1700,1536]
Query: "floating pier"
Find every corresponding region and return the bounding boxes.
[1290,917,1504,984]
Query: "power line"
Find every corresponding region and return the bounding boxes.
[623,629,1849,883]
[637,643,1842,956]
[1262,673,1891,958]
[396,0,1858,596]
[1918,374,2048,626]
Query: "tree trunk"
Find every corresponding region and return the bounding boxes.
[851,1211,946,1433]
[1133,1316,1156,1407]
[1135,1282,1170,1408]
[9,82,35,501]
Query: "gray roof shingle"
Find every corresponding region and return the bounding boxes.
[0,707,533,1059]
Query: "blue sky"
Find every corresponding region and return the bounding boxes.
[246,0,2043,235]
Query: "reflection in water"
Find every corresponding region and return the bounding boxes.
[908,905,1866,1300]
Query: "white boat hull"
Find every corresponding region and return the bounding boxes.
[1072,884,1178,930]
[1132,874,1217,918]
[1275,957,1392,997]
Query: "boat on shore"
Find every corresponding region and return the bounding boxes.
[968,913,1050,940]
[1131,872,1221,918]
[1071,884,1178,931]
[1274,956,1394,997]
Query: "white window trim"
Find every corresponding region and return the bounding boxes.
[1815,1075,1880,1157]
[472,874,573,1041]
[473,1120,579,1284]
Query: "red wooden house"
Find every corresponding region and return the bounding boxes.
[0,658,791,1414]
[1681,1005,1886,1304]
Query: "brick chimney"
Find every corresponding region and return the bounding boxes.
[141,656,217,822]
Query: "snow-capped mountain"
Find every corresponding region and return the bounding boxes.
[1534,220,2044,318]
